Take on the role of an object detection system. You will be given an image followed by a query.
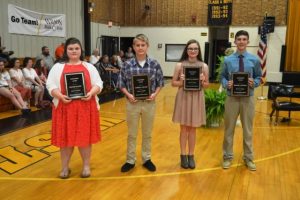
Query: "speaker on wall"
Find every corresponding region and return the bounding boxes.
[280,45,286,72]
[264,16,275,33]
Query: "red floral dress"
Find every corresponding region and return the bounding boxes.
[51,64,101,147]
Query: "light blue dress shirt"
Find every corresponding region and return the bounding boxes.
[221,51,262,96]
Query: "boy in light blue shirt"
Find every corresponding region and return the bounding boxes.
[221,30,262,171]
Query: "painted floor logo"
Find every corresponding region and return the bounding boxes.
[0,117,124,174]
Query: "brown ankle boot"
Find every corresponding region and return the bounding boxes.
[188,155,195,169]
[180,155,189,169]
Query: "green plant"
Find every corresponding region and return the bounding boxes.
[205,89,226,127]
[215,48,234,83]
[215,55,225,83]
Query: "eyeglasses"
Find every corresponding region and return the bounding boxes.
[187,48,199,51]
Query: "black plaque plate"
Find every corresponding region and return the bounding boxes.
[231,72,249,96]
[132,75,150,100]
[184,66,201,90]
[64,72,86,99]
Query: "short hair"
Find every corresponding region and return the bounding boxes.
[23,57,33,67]
[133,34,149,46]
[41,46,48,51]
[235,30,249,40]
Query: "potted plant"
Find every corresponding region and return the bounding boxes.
[204,89,226,127]
[215,48,234,83]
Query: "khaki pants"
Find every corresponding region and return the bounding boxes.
[223,96,255,161]
[125,100,156,164]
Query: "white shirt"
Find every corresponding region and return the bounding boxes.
[22,68,39,87]
[9,68,24,87]
[46,62,103,109]
[0,71,10,87]
[89,55,100,65]
[138,60,146,68]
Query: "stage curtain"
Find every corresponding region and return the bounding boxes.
[285,0,300,71]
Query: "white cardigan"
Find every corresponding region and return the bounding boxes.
[46,62,103,109]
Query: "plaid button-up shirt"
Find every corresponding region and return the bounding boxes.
[118,57,164,94]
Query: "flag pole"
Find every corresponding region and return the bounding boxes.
[257,13,268,101]
[257,84,267,100]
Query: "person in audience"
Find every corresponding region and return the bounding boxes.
[125,46,134,60]
[117,50,125,68]
[36,46,55,72]
[34,59,48,79]
[34,59,47,83]
[9,58,32,106]
[23,57,44,108]
[35,59,53,102]
[55,42,65,61]
[0,46,14,61]
[109,55,120,89]
[89,48,100,65]
[96,55,111,88]
[46,37,103,179]
[0,59,30,115]
[172,39,209,169]
[221,30,262,171]
[118,34,164,172]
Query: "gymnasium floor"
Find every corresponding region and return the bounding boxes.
[0,83,300,200]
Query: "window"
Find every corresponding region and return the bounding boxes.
[165,44,186,62]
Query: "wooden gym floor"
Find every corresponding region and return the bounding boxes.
[0,83,300,200]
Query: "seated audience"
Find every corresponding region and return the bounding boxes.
[125,47,134,60]
[22,57,44,108]
[34,59,48,81]
[0,46,14,62]
[94,55,112,90]
[117,50,125,68]
[36,46,55,72]
[9,58,32,106]
[0,59,30,115]
[89,48,100,65]
[35,59,52,101]
[109,55,120,88]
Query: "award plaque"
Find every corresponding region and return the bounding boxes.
[64,72,86,99]
[183,66,201,90]
[231,72,249,96]
[132,75,150,100]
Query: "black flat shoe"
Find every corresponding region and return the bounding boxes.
[21,109,31,116]
[143,160,156,172]
[121,162,135,172]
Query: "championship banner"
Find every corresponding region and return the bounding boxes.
[207,0,232,26]
[8,4,66,37]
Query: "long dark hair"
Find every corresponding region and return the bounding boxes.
[34,59,43,76]
[180,39,203,62]
[61,37,84,63]
[9,57,19,68]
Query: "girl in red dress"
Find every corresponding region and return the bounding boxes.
[46,38,103,179]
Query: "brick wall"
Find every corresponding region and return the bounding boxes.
[90,0,287,26]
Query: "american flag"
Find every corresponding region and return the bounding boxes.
[257,20,268,84]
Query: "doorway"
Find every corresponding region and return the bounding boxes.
[100,36,119,57]
[208,27,231,81]
[120,37,134,55]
